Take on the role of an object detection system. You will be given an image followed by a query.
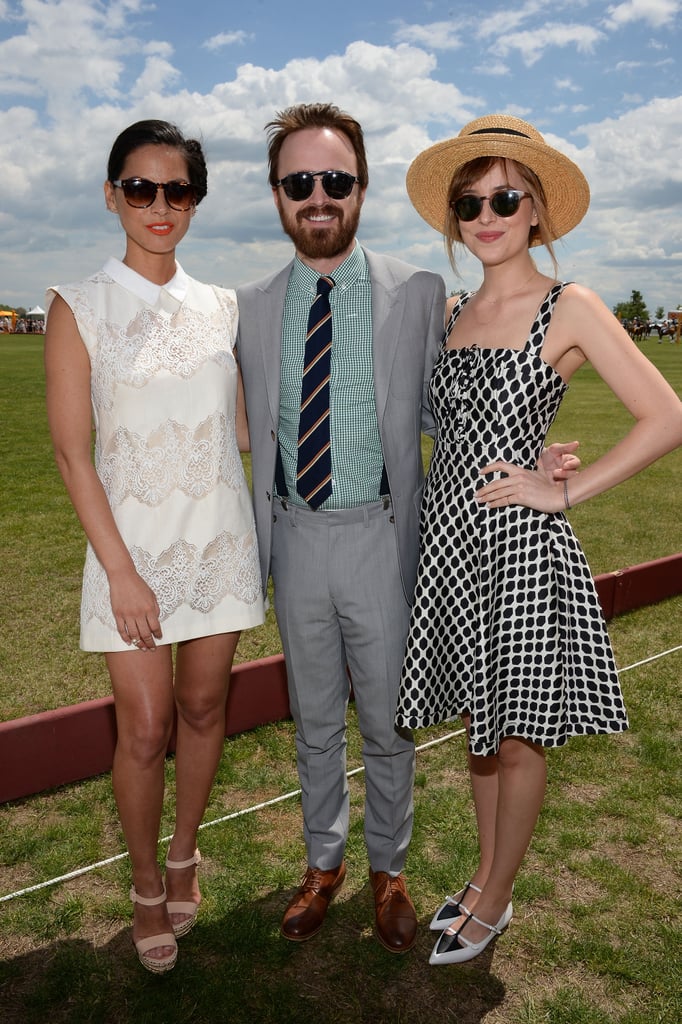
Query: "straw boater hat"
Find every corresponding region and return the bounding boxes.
[406,114,590,245]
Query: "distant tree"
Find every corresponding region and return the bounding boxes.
[655,306,665,320]
[612,290,649,323]
[0,303,27,318]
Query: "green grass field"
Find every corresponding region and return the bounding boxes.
[0,333,680,1024]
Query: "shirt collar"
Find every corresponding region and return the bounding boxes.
[291,242,368,297]
[103,256,189,307]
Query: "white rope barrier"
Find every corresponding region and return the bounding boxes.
[615,644,682,672]
[1,644,679,904]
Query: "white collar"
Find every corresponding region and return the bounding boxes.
[103,257,189,306]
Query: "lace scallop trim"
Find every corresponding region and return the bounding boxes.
[97,412,244,508]
[83,529,262,628]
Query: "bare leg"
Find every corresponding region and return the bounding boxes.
[457,736,547,943]
[462,713,498,898]
[165,632,241,927]
[106,647,176,960]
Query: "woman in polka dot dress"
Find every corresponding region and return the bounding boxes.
[395,115,682,965]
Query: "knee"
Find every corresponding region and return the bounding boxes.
[175,689,226,732]
[497,736,545,773]
[117,713,173,766]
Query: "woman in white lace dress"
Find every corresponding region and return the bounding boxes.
[45,120,264,973]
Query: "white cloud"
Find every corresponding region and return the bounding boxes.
[492,23,606,66]
[0,0,148,118]
[475,0,556,37]
[130,55,182,98]
[0,0,681,316]
[555,77,582,92]
[472,60,510,77]
[392,20,465,50]
[603,0,680,30]
[203,30,251,51]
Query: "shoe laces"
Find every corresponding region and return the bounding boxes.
[375,873,408,905]
[300,868,328,893]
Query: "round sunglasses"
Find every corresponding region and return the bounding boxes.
[111,177,197,211]
[275,169,360,202]
[451,189,533,222]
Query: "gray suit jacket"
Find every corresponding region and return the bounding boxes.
[237,247,445,604]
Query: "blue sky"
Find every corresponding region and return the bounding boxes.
[1,0,681,315]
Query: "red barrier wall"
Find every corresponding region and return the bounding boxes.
[0,656,289,804]
[1,556,679,804]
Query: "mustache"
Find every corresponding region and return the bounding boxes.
[296,204,341,223]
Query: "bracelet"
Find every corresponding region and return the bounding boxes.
[563,480,571,510]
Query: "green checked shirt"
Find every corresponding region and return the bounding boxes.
[278,244,385,509]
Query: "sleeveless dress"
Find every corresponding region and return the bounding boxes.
[395,284,628,755]
[47,258,264,651]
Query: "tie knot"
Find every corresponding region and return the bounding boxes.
[316,276,335,297]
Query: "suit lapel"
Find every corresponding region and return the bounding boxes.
[252,263,291,427]
[365,249,404,425]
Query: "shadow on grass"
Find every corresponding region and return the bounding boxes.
[1,880,507,1024]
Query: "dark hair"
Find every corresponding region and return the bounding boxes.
[444,156,558,276]
[265,103,368,189]
[107,120,208,204]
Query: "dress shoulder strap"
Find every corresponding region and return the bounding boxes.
[444,291,473,345]
[525,282,570,354]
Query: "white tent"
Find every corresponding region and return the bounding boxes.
[27,305,45,317]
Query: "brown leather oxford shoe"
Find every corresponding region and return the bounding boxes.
[281,861,346,941]
[370,868,417,953]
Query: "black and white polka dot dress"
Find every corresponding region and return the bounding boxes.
[395,284,628,755]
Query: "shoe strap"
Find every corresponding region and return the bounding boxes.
[468,909,505,936]
[135,932,177,956]
[165,849,201,870]
[446,880,482,907]
[166,900,198,914]
[442,906,500,947]
[444,910,471,939]
[130,885,167,907]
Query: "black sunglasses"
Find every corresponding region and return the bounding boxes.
[112,177,197,211]
[275,170,360,202]
[451,189,532,222]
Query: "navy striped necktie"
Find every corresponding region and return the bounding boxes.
[297,275,335,508]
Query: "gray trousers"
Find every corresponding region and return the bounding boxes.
[271,498,415,874]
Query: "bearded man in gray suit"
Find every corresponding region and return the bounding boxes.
[237,102,444,953]
[237,102,577,954]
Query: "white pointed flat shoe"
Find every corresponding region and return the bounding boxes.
[429,881,483,931]
[429,901,513,965]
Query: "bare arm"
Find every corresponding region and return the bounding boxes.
[477,285,682,511]
[45,295,162,648]
[234,354,250,453]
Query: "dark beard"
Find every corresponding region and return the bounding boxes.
[278,202,361,261]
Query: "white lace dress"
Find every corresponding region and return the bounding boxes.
[47,258,264,651]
